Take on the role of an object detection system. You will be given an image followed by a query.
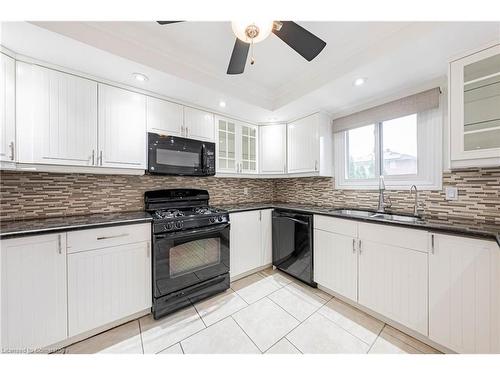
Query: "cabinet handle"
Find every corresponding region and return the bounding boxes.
[147,242,151,258]
[57,234,62,254]
[186,127,189,137]
[431,234,435,254]
[181,126,185,136]
[259,211,262,221]
[99,150,103,166]
[9,141,14,161]
[96,233,129,240]
[358,239,362,254]
[91,150,95,165]
[315,160,318,171]
[352,238,356,253]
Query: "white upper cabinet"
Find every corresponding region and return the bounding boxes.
[98,84,146,169]
[146,96,183,137]
[0,53,15,164]
[1,233,67,352]
[259,123,286,174]
[16,62,98,166]
[429,234,500,353]
[449,44,500,168]
[216,116,258,175]
[287,112,333,176]
[184,106,215,141]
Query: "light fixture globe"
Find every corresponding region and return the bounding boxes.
[231,21,274,43]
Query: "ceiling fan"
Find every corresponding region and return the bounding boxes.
[157,21,327,75]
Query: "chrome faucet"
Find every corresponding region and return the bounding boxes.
[410,185,423,217]
[377,176,392,213]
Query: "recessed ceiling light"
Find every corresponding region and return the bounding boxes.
[353,77,366,86]
[132,72,149,82]
[219,100,226,108]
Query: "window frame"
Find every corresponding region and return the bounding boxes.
[334,108,442,190]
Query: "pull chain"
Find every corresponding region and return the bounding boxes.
[250,38,255,65]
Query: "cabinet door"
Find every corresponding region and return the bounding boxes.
[146,96,183,136]
[358,240,428,335]
[229,211,262,278]
[1,233,67,351]
[16,62,98,166]
[450,44,500,166]
[287,114,319,173]
[260,124,286,174]
[68,241,152,336]
[184,106,214,141]
[98,84,146,169]
[0,53,15,163]
[240,123,258,174]
[260,209,273,266]
[313,229,358,301]
[216,117,237,173]
[429,234,500,353]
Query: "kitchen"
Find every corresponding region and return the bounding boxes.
[0,9,500,366]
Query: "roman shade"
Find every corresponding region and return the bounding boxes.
[333,87,441,133]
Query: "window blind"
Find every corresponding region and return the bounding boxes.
[332,87,440,133]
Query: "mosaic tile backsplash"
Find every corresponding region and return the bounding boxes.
[0,172,274,221]
[1,168,499,224]
[273,168,500,224]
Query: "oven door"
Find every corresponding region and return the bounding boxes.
[147,133,215,176]
[153,223,230,298]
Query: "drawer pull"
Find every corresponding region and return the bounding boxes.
[96,233,129,240]
[352,238,356,253]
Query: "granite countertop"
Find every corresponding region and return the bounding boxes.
[0,211,153,239]
[216,202,500,246]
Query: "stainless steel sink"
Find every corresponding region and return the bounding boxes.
[331,209,424,224]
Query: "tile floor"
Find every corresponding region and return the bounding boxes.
[59,268,441,354]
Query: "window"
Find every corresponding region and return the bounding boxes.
[335,110,442,190]
[346,124,376,180]
[382,114,418,176]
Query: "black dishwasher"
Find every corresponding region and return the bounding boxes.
[272,209,316,287]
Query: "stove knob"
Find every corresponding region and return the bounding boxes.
[175,221,183,229]
[217,216,224,222]
[209,217,216,224]
[165,222,174,231]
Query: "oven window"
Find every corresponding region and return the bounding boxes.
[156,149,200,168]
[169,238,221,278]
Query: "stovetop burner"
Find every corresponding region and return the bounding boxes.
[145,189,229,234]
[154,209,185,220]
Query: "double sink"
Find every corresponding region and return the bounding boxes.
[330,209,424,224]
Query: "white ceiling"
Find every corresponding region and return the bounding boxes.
[2,21,500,122]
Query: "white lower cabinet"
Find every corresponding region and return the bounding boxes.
[313,214,500,353]
[358,239,428,336]
[260,209,273,266]
[1,233,67,352]
[429,233,500,353]
[0,223,152,351]
[229,209,273,279]
[314,230,358,302]
[68,241,152,337]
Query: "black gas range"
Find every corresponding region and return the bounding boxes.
[145,189,230,319]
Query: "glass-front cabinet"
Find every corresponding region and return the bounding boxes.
[216,116,258,174]
[449,44,500,168]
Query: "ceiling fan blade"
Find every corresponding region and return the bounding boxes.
[227,38,250,75]
[156,21,185,25]
[272,21,326,61]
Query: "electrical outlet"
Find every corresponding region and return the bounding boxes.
[445,186,458,201]
[243,187,249,195]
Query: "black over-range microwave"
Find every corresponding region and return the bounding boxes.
[147,132,216,176]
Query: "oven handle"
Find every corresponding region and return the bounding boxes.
[155,223,230,240]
